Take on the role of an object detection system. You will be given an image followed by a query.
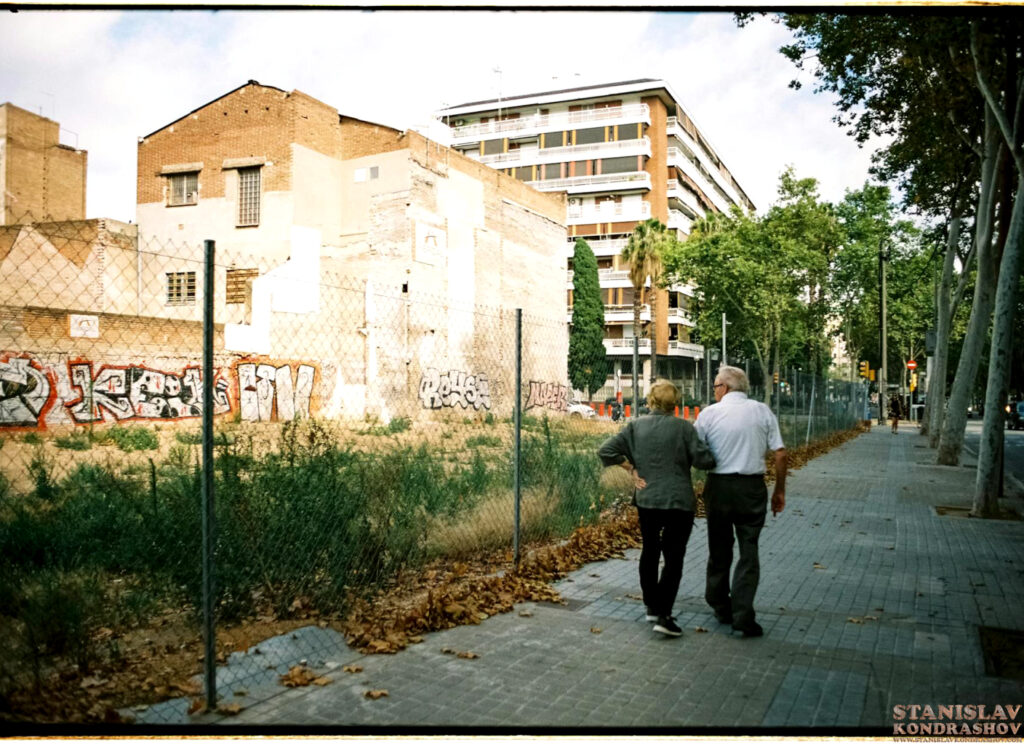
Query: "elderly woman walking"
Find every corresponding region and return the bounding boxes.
[598,379,716,638]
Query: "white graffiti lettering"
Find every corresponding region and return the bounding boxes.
[237,362,315,422]
[66,363,231,423]
[0,355,54,427]
[418,368,491,410]
[524,381,569,412]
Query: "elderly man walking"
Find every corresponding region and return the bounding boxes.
[695,365,787,638]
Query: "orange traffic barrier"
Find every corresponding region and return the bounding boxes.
[598,402,605,416]
[674,406,679,417]
[683,406,690,420]
[624,404,630,418]
[694,406,700,418]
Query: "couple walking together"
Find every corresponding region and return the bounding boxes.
[598,365,788,639]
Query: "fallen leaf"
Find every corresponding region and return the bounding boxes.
[813,563,826,570]
[312,677,332,686]
[364,689,389,699]
[217,702,244,715]
[456,651,479,659]
[589,573,600,578]
[518,610,533,618]
[847,617,864,624]
[590,627,602,634]
[408,636,424,644]
[625,593,643,601]
[187,697,206,716]
[695,626,708,633]
[279,665,318,687]
[234,689,248,697]
[864,615,879,621]
[342,665,363,674]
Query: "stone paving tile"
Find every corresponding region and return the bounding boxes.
[140,425,1024,731]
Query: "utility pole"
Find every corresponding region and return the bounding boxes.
[879,238,889,425]
[721,312,729,366]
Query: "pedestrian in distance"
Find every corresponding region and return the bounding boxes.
[889,396,902,434]
[695,365,787,638]
[598,379,716,638]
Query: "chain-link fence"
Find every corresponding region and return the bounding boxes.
[0,212,867,723]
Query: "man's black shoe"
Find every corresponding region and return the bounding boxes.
[733,622,764,638]
[653,616,683,637]
[713,609,733,625]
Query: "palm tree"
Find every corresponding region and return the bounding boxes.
[621,218,668,387]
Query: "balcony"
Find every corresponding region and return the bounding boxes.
[478,137,651,168]
[667,209,692,234]
[604,337,651,355]
[529,171,651,195]
[565,237,630,258]
[447,104,651,144]
[666,180,705,218]
[666,117,745,208]
[668,340,705,359]
[604,303,650,324]
[666,147,731,214]
[666,306,695,326]
[568,200,651,225]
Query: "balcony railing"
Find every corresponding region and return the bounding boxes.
[448,104,651,141]
[666,147,730,213]
[666,117,745,208]
[568,200,651,224]
[529,171,652,195]
[666,180,705,217]
[478,137,651,167]
[605,338,652,353]
[667,209,692,233]
[668,340,705,358]
[666,307,694,325]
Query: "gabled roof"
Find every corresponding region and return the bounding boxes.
[141,80,286,140]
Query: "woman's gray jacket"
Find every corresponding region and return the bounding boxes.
[598,411,716,512]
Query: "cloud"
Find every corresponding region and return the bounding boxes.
[0,9,884,222]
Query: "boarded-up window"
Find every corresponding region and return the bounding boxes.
[226,268,259,305]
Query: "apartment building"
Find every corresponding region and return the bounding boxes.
[0,103,87,225]
[436,79,755,400]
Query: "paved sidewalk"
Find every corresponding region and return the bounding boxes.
[153,424,1024,732]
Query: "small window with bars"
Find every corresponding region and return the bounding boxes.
[225,268,259,304]
[237,167,261,226]
[166,271,196,306]
[168,172,198,206]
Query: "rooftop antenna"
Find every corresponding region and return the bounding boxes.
[494,66,503,121]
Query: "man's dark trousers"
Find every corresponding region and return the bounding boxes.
[704,473,767,629]
[637,507,695,617]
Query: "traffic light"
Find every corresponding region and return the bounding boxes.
[869,369,876,381]
[859,360,869,378]
[773,371,780,384]
[911,373,918,392]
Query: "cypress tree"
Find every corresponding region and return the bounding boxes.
[568,238,609,401]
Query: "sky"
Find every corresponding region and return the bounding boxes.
[0,8,889,224]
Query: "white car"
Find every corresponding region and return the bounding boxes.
[567,401,596,419]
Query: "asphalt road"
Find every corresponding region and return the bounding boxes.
[962,418,1024,493]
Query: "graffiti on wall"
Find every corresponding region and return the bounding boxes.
[524,381,570,412]
[66,362,232,423]
[418,368,491,410]
[0,354,57,428]
[237,362,315,422]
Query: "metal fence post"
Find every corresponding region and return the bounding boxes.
[201,239,217,711]
[513,308,522,569]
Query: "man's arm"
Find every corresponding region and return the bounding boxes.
[771,448,787,516]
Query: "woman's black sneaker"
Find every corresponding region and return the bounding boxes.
[653,616,683,637]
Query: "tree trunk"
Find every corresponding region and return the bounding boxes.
[937,112,1004,465]
[926,213,962,444]
[974,172,1024,515]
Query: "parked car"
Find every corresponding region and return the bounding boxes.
[567,401,596,419]
[1007,401,1024,431]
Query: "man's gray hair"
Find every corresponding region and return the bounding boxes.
[716,365,749,393]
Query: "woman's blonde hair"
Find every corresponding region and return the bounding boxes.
[647,379,680,413]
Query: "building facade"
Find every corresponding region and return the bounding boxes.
[436,79,755,401]
[0,103,87,225]
[134,81,569,422]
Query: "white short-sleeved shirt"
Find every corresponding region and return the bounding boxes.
[695,391,785,475]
